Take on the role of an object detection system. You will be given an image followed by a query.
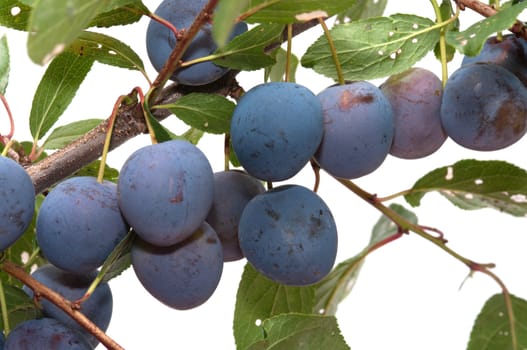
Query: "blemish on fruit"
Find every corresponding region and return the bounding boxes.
[339,90,374,111]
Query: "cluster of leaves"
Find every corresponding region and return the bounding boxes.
[1,0,527,349]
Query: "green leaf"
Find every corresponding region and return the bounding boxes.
[67,31,146,74]
[404,159,527,217]
[336,0,388,22]
[213,0,250,47]
[90,1,148,28]
[145,110,179,144]
[29,51,94,142]
[155,93,235,134]
[99,231,134,283]
[0,1,32,30]
[0,283,42,330]
[42,119,102,149]
[302,14,439,81]
[445,2,527,56]
[27,0,109,64]
[314,203,417,316]
[467,293,527,350]
[73,160,119,183]
[213,23,284,71]
[247,314,350,350]
[433,0,458,62]
[242,0,358,24]
[181,127,205,145]
[0,36,9,94]
[264,48,299,82]
[234,264,316,350]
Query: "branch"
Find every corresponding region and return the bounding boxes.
[1,261,124,350]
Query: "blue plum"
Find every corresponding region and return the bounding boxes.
[462,35,527,86]
[132,222,223,310]
[238,184,337,286]
[440,63,527,151]
[5,318,91,350]
[36,176,129,275]
[205,170,265,261]
[22,264,112,348]
[314,82,394,179]
[230,82,324,181]
[146,0,248,86]
[118,140,214,247]
[380,67,447,159]
[0,156,35,251]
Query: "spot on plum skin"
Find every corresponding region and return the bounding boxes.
[339,90,374,111]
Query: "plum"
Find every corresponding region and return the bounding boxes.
[132,222,223,310]
[230,82,324,181]
[238,184,337,286]
[146,0,248,86]
[36,176,129,275]
[440,63,527,151]
[0,156,35,251]
[380,67,447,159]
[205,170,265,261]
[23,264,112,348]
[117,140,214,247]
[315,81,394,179]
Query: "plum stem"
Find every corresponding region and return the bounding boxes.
[0,279,10,335]
[1,261,125,350]
[318,18,345,85]
[0,94,14,141]
[430,0,451,87]
[285,24,294,82]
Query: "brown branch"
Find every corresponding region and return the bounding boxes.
[456,0,527,39]
[1,261,124,350]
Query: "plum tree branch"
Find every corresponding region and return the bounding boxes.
[1,261,124,350]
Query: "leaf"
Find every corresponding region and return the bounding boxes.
[67,31,146,74]
[42,119,102,149]
[155,93,235,134]
[145,109,179,144]
[404,159,527,217]
[27,0,109,65]
[264,48,299,83]
[446,2,527,56]
[213,23,284,71]
[234,264,316,350]
[302,14,439,81]
[181,127,205,145]
[213,0,250,47]
[73,160,119,183]
[247,314,350,350]
[314,203,417,316]
[467,293,527,350]
[0,1,32,30]
[433,0,458,62]
[0,36,9,94]
[241,0,358,24]
[335,0,388,22]
[29,51,94,142]
[89,2,147,27]
[0,283,42,330]
[99,231,134,283]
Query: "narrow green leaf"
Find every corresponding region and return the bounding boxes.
[446,2,527,56]
[0,1,32,31]
[264,48,299,82]
[248,314,350,350]
[29,51,94,142]
[242,0,358,24]
[99,231,134,283]
[156,93,235,134]
[234,264,315,350]
[302,14,439,81]
[213,23,284,71]
[90,1,148,28]
[467,293,527,350]
[0,36,9,94]
[68,31,146,73]
[0,283,42,331]
[181,127,205,145]
[405,160,527,216]
[314,203,417,316]
[42,119,102,149]
[336,0,388,22]
[73,160,119,183]
[27,0,109,64]
[213,0,250,47]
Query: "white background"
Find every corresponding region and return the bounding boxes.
[2,1,527,349]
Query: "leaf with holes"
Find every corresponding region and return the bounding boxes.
[314,204,417,316]
[247,314,350,350]
[467,293,527,350]
[42,119,102,150]
[404,159,527,216]
[302,14,439,81]
[27,0,108,65]
[0,0,32,31]
[29,51,94,142]
[0,35,9,94]
[155,93,235,134]
[446,2,527,56]
[233,264,315,350]
[335,0,388,23]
